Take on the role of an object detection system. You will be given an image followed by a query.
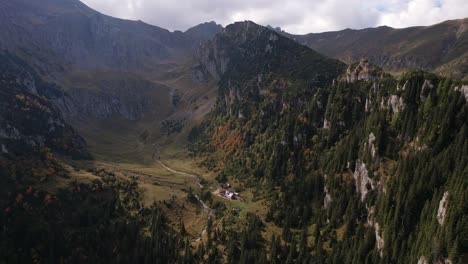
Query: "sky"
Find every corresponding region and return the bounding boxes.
[80,0,468,34]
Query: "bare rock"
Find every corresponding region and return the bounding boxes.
[353,160,375,201]
[324,186,332,209]
[374,222,385,257]
[418,256,428,264]
[345,59,385,83]
[455,85,468,101]
[437,191,449,225]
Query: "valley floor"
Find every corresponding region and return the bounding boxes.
[47,125,273,247]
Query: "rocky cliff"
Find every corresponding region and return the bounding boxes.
[193,21,346,118]
[0,53,89,159]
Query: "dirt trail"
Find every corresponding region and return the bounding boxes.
[156,160,203,188]
[156,160,212,242]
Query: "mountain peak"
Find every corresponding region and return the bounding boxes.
[344,58,387,83]
[184,21,223,40]
[224,20,267,35]
[194,20,346,85]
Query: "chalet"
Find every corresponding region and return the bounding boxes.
[217,182,243,201]
[225,191,235,199]
[219,189,238,200]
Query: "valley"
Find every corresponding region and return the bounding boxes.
[0,0,467,263]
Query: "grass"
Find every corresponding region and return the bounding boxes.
[51,62,250,242]
[336,223,347,241]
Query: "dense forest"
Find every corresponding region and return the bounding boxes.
[189,56,468,263]
[0,19,467,263]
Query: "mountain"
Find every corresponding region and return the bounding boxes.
[0,0,223,149]
[0,0,221,73]
[194,20,345,83]
[188,21,468,264]
[0,52,89,160]
[284,18,468,80]
[0,0,467,263]
[185,21,224,47]
[190,23,468,261]
[193,20,346,128]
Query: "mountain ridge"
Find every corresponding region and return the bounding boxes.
[280,18,468,79]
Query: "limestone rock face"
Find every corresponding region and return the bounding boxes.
[420,80,434,100]
[324,186,332,209]
[52,79,167,120]
[455,85,468,101]
[192,38,230,82]
[367,205,376,226]
[353,160,375,201]
[418,256,428,264]
[193,20,345,119]
[368,133,377,159]
[388,95,405,113]
[0,53,89,158]
[323,118,330,129]
[374,222,385,257]
[437,192,449,226]
[345,59,384,83]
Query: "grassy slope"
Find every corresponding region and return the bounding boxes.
[50,61,221,241]
[292,18,468,79]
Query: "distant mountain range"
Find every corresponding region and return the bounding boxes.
[275,18,468,80]
[1,0,466,81]
[0,0,222,75]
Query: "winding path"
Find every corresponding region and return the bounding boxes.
[156,160,203,189]
[155,160,212,242]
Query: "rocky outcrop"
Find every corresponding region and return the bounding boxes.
[323,118,330,129]
[365,98,371,112]
[367,205,376,226]
[324,186,333,209]
[420,80,434,100]
[368,133,377,159]
[374,222,385,257]
[345,59,385,83]
[387,95,405,113]
[437,192,449,226]
[0,84,88,159]
[54,86,159,121]
[193,20,345,99]
[419,256,453,264]
[418,256,428,264]
[353,160,375,201]
[192,38,230,81]
[455,85,468,101]
[184,21,223,48]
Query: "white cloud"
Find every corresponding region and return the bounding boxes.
[80,0,468,34]
[378,0,468,28]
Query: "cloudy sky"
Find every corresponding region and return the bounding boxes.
[80,0,468,34]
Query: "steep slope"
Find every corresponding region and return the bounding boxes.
[0,52,89,160]
[195,21,345,81]
[185,21,224,48]
[285,18,468,79]
[0,0,199,72]
[0,53,198,264]
[190,22,468,263]
[193,21,346,115]
[0,0,223,159]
